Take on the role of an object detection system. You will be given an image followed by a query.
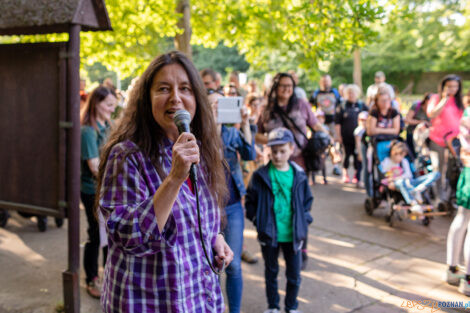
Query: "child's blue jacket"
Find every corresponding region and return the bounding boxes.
[245,160,314,252]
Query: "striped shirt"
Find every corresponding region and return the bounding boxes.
[99,139,224,312]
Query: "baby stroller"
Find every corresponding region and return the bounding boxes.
[0,208,64,232]
[363,138,442,227]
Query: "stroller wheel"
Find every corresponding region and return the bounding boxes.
[365,198,374,216]
[0,209,10,228]
[37,216,47,232]
[422,216,430,227]
[55,218,64,228]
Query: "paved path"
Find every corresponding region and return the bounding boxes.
[0,172,468,313]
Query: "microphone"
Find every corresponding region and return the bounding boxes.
[174,109,197,184]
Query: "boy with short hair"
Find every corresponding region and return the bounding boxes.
[245,127,313,313]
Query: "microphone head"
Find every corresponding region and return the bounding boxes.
[174,109,191,133]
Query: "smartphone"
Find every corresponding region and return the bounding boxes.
[217,97,243,124]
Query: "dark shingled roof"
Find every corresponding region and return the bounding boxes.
[0,0,111,35]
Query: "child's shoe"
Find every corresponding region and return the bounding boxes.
[288,311,303,313]
[409,203,423,214]
[342,174,350,183]
[459,278,470,296]
[263,309,280,313]
[444,269,462,286]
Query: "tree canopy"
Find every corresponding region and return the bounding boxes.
[330,0,469,91]
[79,0,385,78]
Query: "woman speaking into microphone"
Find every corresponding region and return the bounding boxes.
[96,51,233,313]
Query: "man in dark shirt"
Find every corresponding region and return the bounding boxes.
[310,74,342,130]
[310,74,342,175]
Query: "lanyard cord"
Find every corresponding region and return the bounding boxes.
[194,181,226,275]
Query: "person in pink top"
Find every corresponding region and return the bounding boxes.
[427,74,464,199]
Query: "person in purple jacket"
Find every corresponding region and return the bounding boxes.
[95,51,233,313]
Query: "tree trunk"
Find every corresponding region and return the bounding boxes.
[174,0,192,58]
[353,48,362,92]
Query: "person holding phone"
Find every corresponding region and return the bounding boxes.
[209,91,256,313]
[427,74,464,200]
[96,51,233,313]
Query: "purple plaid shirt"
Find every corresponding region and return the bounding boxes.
[99,139,224,312]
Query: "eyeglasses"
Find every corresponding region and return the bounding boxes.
[278,84,293,90]
[207,88,224,96]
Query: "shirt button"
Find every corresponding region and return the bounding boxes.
[204,270,209,276]
[207,297,212,303]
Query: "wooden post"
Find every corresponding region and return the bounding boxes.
[63,23,81,313]
[353,48,362,91]
[175,0,192,58]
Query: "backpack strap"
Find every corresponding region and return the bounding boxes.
[276,109,305,149]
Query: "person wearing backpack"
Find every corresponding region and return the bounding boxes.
[335,84,368,186]
[405,93,431,158]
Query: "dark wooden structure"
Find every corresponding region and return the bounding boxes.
[0,1,111,312]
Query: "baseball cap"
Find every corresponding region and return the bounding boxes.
[375,71,385,78]
[267,127,294,146]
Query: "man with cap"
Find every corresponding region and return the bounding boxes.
[366,71,395,107]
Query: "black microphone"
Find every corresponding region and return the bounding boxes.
[173,109,197,184]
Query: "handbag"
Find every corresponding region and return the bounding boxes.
[276,109,319,171]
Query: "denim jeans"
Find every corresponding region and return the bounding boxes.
[223,201,244,313]
[394,172,441,204]
[261,242,302,312]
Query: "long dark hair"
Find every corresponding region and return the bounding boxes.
[95,51,228,209]
[80,85,116,129]
[440,74,463,110]
[263,72,298,121]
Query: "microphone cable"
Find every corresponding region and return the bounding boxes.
[193,174,226,276]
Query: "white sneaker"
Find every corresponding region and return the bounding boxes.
[444,269,463,286]
[410,204,423,214]
[263,309,280,313]
[288,311,303,313]
[459,278,470,296]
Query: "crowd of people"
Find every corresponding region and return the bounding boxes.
[77,51,470,312]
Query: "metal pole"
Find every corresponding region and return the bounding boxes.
[63,23,81,313]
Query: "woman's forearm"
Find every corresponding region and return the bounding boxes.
[427,97,447,119]
[153,175,184,232]
[241,122,252,144]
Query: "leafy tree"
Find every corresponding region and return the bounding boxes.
[192,43,250,75]
[329,0,468,92]
[2,0,385,81]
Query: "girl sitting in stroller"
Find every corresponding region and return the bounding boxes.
[380,141,440,214]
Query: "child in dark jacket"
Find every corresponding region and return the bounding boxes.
[245,127,313,313]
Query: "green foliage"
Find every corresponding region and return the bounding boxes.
[329,0,469,91]
[192,43,250,75]
[1,0,385,82]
